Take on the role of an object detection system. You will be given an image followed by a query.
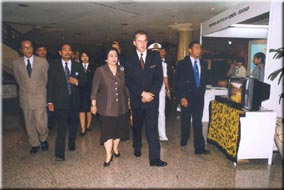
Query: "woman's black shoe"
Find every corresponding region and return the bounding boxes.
[103,155,113,167]
[113,152,120,158]
[79,131,86,137]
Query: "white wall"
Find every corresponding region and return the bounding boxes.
[262,1,283,117]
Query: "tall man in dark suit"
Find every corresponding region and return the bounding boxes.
[125,30,167,167]
[36,44,55,130]
[13,40,49,154]
[175,41,210,155]
[47,43,86,161]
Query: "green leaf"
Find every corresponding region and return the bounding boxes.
[269,48,284,59]
[279,93,284,104]
[268,68,283,81]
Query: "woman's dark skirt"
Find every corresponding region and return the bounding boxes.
[99,112,130,145]
[79,91,91,112]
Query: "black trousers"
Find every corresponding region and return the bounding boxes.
[54,109,79,158]
[180,100,205,150]
[132,106,160,160]
[47,109,56,128]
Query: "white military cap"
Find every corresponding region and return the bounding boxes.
[148,43,162,51]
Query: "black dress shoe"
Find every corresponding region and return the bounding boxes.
[150,159,168,167]
[79,131,86,137]
[30,146,40,154]
[86,128,91,132]
[134,150,141,157]
[180,140,187,146]
[69,144,76,151]
[55,156,65,161]
[113,152,120,158]
[41,141,49,151]
[103,155,113,167]
[195,149,211,155]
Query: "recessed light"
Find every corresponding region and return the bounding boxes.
[18,4,29,7]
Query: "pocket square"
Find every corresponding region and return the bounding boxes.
[149,65,156,69]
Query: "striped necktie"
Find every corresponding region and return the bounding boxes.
[65,62,71,95]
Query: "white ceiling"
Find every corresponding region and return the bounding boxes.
[2,0,244,49]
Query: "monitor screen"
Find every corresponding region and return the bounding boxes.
[228,77,245,104]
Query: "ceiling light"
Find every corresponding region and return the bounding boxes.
[228,40,232,45]
[18,4,29,7]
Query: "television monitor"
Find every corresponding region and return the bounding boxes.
[228,77,270,111]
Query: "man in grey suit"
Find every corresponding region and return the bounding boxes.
[13,40,49,154]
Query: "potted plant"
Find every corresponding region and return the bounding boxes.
[268,47,284,103]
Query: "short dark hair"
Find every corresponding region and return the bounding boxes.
[36,44,47,50]
[189,41,200,49]
[133,30,148,41]
[105,47,119,60]
[235,57,245,65]
[59,43,72,51]
[80,50,90,57]
[254,52,266,64]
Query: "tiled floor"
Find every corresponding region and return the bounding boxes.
[1,103,283,189]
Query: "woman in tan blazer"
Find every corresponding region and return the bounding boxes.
[90,48,130,167]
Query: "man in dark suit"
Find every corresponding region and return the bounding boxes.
[175,41,211,155]
[47,43,86,161]
[125,30,167,167]
[36,44,55,130]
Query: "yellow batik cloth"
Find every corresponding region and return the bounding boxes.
[207,100,245,162]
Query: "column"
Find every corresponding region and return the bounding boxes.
[169,23,193,61]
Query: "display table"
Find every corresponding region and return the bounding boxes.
[207,99,277,165]
[203,87,227,122]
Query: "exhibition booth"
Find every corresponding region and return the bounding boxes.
[200,1,283,164]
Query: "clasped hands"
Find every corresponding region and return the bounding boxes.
[141,91,155,103]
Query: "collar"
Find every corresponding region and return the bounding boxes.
[24,55,34,64]
[61,59,71,65]
[136,49,147,60]
[190,56,199,63]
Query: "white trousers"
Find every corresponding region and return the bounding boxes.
[158,88,167,139]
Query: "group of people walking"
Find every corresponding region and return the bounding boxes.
[12,30,212,168]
